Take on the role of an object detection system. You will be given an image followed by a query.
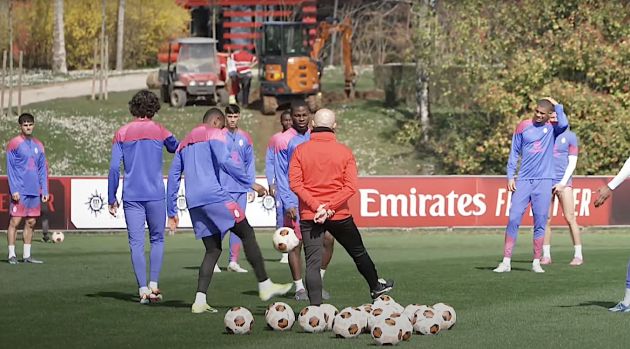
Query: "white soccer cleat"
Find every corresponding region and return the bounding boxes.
[493,263,511,273]
[214,264,221,273]
[227,262,248,273]
[191,302,218,314]
[532,263,545,273]
[259,282,293,302]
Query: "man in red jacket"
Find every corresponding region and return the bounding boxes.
[289,108,394,305]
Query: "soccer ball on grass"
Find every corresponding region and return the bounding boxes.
[224,306,254,335]
[52,231,65,243]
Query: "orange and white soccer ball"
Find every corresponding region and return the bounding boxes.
[432,302,457,330]
[272,227,300,252]
[414,316,442,335]
[332,308,363,338]
[319,303,339,331]
[224,307,254,335]
[298,306,326,333]
[371,317,403,345]
[52,231,65,243]
[265,302,295,331]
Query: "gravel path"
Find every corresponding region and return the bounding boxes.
[1,72,150,108]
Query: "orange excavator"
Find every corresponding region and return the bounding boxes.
[311,17,356,99]
[258,18,355,114]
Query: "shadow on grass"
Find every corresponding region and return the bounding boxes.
[556,301,616,309]
[474,266,530,272]
[85,291,136,303]
[85,291,190,308]
[241,289,295,301]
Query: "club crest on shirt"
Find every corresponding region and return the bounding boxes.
[561,137,566,143]
[543,128,548,134]
[34,147,39,154]
[239,139,244,147]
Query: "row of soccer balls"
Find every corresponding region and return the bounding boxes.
[225,295,457,346]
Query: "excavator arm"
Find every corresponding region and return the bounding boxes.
[311,18,356,98]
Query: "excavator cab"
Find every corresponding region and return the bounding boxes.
[259,22,322,114]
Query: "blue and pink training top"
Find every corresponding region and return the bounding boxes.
[507,104,569,180]
[553,129,579,182]
[166,124,252,217]
[6,135,48,197]
[265,132,283,186]
[108,118,178,205]
[219,128,255,193]
[274,128,310,210]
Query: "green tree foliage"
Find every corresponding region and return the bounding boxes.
[11,0,188,70]
[405,0,630,175]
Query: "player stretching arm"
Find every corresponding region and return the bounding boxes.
[494,97,568,273]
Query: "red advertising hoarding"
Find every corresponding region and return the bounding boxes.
[1,176,628,229]
[349,176,627,227]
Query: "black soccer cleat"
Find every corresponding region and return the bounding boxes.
[370,279,394,299]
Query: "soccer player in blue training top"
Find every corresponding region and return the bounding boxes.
[202,107,227,273]
[166,121,292,314]
[108,90,179,304]
[6,113,49,265]
[493,97,568,273]
[274,100,335,301]
[541,125,583,266]
[594,156,630,312]
[265,110,293,264]
[218,104,255,273]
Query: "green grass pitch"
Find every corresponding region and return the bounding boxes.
[2,229,630,348]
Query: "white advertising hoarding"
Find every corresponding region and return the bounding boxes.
[70,178,276,229]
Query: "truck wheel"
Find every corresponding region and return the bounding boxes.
[170,89,187,108]
[262,95,278,115]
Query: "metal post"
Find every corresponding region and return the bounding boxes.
[8,0,14,117]
[1,50,6,116]
[17,50,22,115]
[99,0,106,100]
[104,36,109,100]
[92,39,97,100]
[329,0,339,67]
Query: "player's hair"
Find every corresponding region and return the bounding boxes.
[290,100,308,115]
[128,90,161,118]
[225,104,240,115]
[537,99,554,112]
[18,113,35,124]
[203,107,225,123]
[280,110,291,119]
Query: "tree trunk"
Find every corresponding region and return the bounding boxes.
[414,0,435,143]
[115,0,125,72]
[415,61,430,142]
[52,0,68,74]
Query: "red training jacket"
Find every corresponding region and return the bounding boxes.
[289,130,357,221]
